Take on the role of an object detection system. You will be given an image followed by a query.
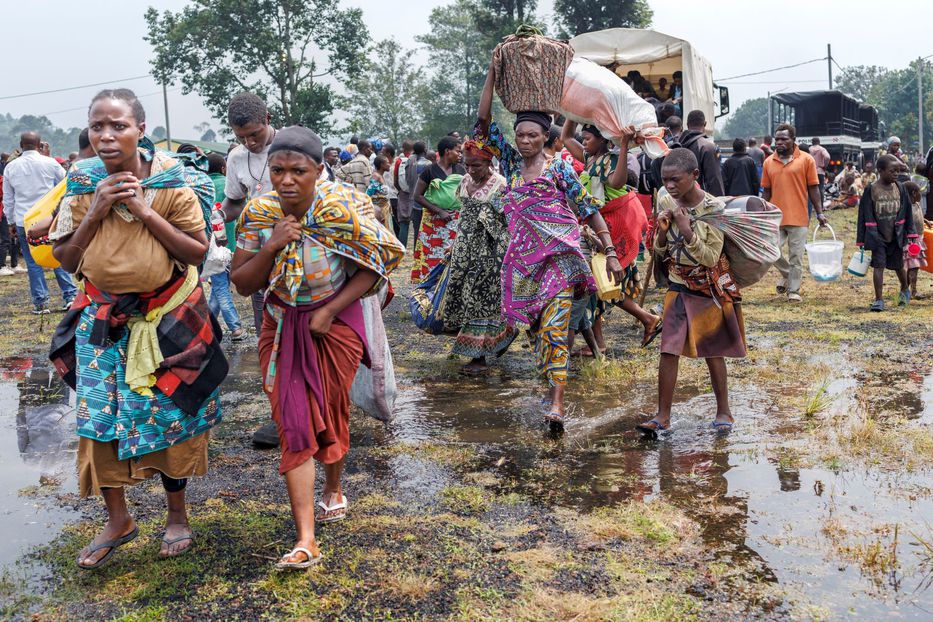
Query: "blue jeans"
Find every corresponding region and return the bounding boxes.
[17,226,77,307]
[208,270,241,332]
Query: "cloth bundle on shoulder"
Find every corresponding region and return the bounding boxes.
[559,58,668,158]
[703,195,782,288]
[493,26,574,114]
[424,174,464,213]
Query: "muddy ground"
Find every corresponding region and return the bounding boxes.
[1,208,932,621]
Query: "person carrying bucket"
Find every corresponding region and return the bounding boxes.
[761,124,827,303]
[857,154,918,311]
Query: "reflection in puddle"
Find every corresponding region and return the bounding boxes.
[0,360,79,567]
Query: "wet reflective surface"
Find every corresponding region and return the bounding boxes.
[1,345,931,618]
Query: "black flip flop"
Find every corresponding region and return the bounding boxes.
[641,317,663,348]
[77,525,139,570]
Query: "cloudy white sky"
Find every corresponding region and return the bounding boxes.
[3,0,930,141]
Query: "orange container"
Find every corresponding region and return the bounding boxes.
[922,225,933,274]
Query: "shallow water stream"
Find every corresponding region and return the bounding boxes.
[2,345,932,619]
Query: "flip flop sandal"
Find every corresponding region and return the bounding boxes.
[636,418,669,438]
[710,421,734,433]
[316,496,348,523]
[870,300,885,312]
[77,525,139,570]
[159,533,194,558]
[641,317,663,348]
[275,546,323,570]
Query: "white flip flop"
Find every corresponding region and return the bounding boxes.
[316,495,348,523]
[275,546,322,570]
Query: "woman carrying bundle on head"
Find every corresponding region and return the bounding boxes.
[49,89,226,569]
[441,138,518,374]
[410,137,465,283]
[231,126,403,570]
[561,121,663,354]
[475,62,625,426]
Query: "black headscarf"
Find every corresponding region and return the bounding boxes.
[514,111,552,133]
[268,125,323,163]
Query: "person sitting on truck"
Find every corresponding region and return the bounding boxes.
[722,138,761,197]
[670,71,684,113]
[656,77,670,102]
[679,110,725,197]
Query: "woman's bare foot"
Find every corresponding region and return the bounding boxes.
[461,357,488,374]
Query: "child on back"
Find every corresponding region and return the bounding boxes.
[903,181,928,299]
[637,148,745,437]
[857,154,917,311]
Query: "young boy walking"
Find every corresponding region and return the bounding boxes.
[637,149,746,437]
[857,154,917,311]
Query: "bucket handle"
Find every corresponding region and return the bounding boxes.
[811,224,836,243]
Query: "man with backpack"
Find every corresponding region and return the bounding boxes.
[679,110,724,197]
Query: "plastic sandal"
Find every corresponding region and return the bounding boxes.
[710,421,734,433]
[77,526,139,570]
[275,545,322,570]
[636,418,669,438]
[159,533,194,558]
[316,495,348,523]
[870,299,885,312]
[641,316,663,348]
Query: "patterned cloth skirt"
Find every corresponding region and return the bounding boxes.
[659,286,746,359]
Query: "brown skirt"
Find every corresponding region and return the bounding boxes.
[258,310,363,475]
[77,432,209,498]
[659,288,746,359]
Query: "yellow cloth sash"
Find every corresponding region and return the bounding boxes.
[124,266,198,395]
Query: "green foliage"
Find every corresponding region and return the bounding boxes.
[553,0,652,39]
[721,97,769,140]
[144,0,368,139]
[836,61,933,153]
[0,113,82,157]
[344,38,430,146]
[417,0,489,143]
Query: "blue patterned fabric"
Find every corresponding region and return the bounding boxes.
[74,304,221,461]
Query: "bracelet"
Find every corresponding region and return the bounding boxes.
[592,228,610,236]
[603,245,616,253]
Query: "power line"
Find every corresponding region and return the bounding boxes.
[40,87,183,117]
[715,58,826,82]
[0,75,151,101]
[725,80,826,85]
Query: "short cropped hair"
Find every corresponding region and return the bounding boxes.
[774,124,796,140]
[227,92,268,128]
[661,147,699,173]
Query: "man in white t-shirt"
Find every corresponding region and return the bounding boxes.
[220,93,280,448]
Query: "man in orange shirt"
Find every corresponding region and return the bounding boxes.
[762,124,827,302]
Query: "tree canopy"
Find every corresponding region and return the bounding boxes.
[553,0,652,39]
[721,97,769,140]
[144,0,368,138]
[0,113,82,156]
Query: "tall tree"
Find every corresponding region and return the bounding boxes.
[343,38,430,146]
[0,113,82,157]
[553,0,652,38]
[144,0,368,138]
[721,97,769,140]
[417,0,488,142]
[835,65,890,103]
[472,0,543,50]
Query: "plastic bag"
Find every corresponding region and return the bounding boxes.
[349,291,397,422]
[559,58,667,157]
[493,31,574,114]
[424,174,464,213]
[201,244,232,278]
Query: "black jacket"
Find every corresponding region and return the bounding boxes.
[856,181,916,250]
[679,129,725,196]
[721,153,760,196]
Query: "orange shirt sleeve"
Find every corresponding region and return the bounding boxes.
[805,156,819,186]
[761,160,772,189]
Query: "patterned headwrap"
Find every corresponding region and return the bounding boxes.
[463,139,495,161]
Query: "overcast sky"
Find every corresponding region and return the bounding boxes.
[3,0,931,143]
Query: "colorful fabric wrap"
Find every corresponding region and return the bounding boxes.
[237,181,404,305]
[264,292,368,454]
[49,270,228,421]
[64,137,215,242]
[500,179,595,326]
[463,139,496,161]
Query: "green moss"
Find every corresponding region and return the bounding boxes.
[440,485,490,514]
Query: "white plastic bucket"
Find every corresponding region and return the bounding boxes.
[847,248,871,277]
[805,225,844,282]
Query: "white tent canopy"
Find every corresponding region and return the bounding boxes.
[569,28,717,125]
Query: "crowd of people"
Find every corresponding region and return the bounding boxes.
[0,45,929,575]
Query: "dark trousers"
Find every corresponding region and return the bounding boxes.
[410,208,423,249]
[389,198,400,237]
[251,290,265,333]
[0,216,19,268]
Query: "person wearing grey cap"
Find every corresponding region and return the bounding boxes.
[231,126,405,571]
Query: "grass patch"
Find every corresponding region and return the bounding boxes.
[440,485,489,514]
[563,500,693,545]
[803,378,835,417]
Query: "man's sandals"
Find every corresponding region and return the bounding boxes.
[641,316,663,348]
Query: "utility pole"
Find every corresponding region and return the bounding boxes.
[767,91,772,136]
[919,57,925,157]
[162,82,172,148]
[827,44,833,90]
